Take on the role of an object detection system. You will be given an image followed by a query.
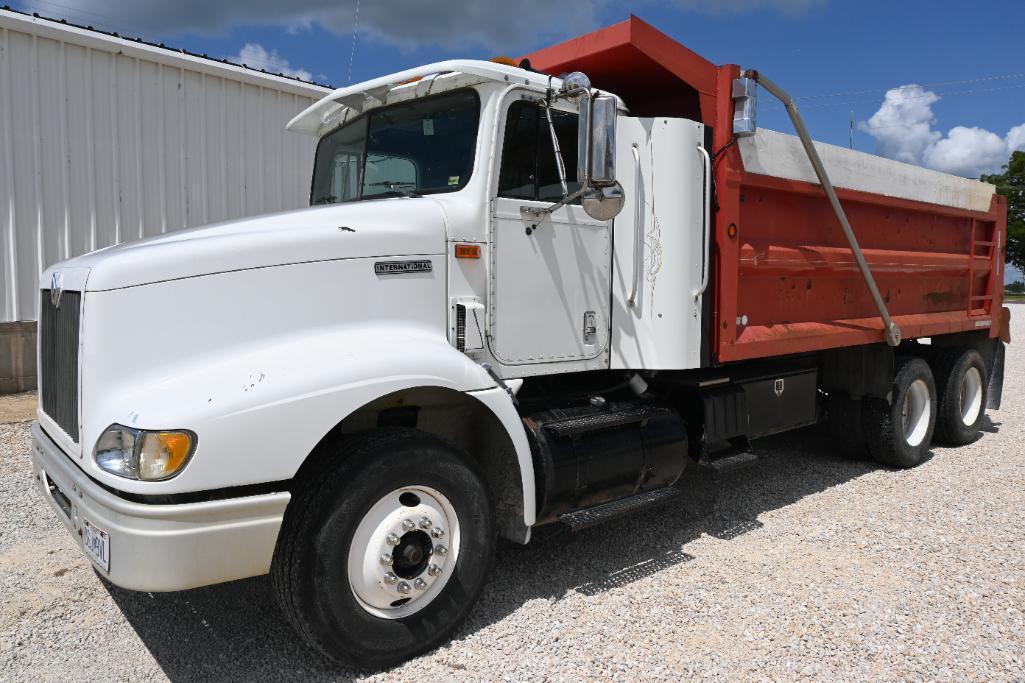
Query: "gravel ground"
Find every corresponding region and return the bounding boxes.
[2,308,1023,681]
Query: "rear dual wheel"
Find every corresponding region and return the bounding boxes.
[931,348,988,445]
[831,348,988,468]
[862,356,937,468]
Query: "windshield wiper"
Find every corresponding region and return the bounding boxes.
[365,181,422,198]
[359,188,423,200]
[312,194,337,205]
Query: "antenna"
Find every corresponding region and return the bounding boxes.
[849,110,854,150]
[347,0,361,84]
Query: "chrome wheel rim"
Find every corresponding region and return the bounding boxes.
[901,379,931,447]
[959,366,983,426]
[347,486,460,619]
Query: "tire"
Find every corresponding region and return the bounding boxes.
[931,348,988,445]
[271,428,495,668]
[862,356,937,468]
[825,393,870,460]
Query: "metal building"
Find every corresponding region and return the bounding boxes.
[0,8,331,392]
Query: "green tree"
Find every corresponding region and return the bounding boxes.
[982,150,1025,276]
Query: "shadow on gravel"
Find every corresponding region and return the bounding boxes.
[101,422,981,681]
[979,414,1001,434]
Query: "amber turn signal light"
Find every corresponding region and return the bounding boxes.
[455,244,481,259]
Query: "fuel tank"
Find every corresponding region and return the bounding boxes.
[523,402,689,524]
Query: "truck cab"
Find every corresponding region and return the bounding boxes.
[31,29,1008,668]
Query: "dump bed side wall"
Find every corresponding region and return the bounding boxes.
[712,65,1007,363]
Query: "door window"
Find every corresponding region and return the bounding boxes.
[498,101,581,202]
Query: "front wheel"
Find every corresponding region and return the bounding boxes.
[272,429,495,668]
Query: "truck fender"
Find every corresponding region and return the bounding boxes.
[85,326,535,535]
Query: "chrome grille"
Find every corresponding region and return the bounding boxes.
[39,289,81,442]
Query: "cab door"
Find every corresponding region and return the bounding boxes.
[489,98,611,372]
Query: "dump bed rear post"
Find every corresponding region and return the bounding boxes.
[712,63,744,363]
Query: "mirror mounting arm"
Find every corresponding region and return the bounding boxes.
[521,186,586,219]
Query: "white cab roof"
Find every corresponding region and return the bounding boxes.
[287,59,620,137]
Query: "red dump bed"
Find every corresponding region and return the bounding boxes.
[525,17,1008,363]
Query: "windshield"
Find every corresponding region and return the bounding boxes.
[310,89,481,204]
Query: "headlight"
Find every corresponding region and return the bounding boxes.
[94,424,197,481]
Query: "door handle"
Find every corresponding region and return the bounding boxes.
[628,143,643,307]
[693,144,712,301]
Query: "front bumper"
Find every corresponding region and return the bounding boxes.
[30,421,290,592]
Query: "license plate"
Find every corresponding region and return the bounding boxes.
[83,519,110,572]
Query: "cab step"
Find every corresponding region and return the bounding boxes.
[541,405,675,438]
[705,451,759,474]
[558,486,687,531]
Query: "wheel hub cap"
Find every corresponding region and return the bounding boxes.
[901,378,931,447]
[393,530,431,579]
[347,486,460,619]
[959,366,983,426]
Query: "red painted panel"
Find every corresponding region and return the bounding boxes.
[521,16,718,124]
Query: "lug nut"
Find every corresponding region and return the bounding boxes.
[428,564,442,577]
[419,517,432,529]
[435,544,448,556]
[386,533,401,546]
[380,554,393,566]
[402,519,416,532]
[397,581,411,594]
[414,578,428,590]
[431,527,445,539]
[383,572,398,585]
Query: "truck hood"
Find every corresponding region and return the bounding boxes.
[49,199,448,291]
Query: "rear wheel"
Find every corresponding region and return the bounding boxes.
[272,428,495,668]
[932,348,988,445]
[862,356,937,468]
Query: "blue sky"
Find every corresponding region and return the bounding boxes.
[15,0,1025,281]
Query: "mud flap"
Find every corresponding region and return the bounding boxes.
[987,341,1005,410]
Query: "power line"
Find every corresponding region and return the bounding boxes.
[19,0,155,38]
[794,71,1025,100]
[347,0,360,85]
[763,81,1025,111]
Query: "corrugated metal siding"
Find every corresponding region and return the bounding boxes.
[0,12,329,322]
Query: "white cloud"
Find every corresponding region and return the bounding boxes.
[1007,123,1025,153]
[860,85,1024,177]
[922,126,1008,177]
[25,0,825,52]
[229,43,312,81]
[24,0,602,52]
[857,85,940,165]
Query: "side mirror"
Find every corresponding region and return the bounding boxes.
[578,94,622,220]
[525,76,624,222]
[578,94,617,189]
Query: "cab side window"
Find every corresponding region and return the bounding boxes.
[498,100,580,202]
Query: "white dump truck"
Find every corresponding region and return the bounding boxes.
[31,19,1008,668]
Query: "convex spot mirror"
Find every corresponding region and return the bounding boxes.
[581,182,625,221]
